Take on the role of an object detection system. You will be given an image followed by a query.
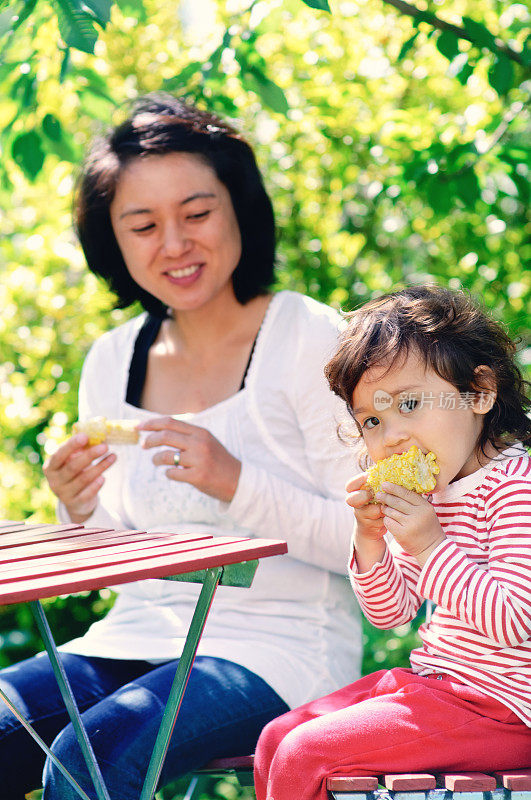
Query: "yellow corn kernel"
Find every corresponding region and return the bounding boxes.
[364,445,439,497]
[73,416,139,445]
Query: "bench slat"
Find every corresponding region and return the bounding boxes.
[495,771,531,790]
[327,777,379,791]
[385,774,436,791]
[443,773,497,791]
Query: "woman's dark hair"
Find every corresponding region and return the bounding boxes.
[74,94,276,317]
[325,285,531,456]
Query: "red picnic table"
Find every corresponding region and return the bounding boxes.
[0,520,287,800]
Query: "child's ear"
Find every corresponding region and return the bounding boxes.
[471,365,497,415]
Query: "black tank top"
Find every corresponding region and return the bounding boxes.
[125,315,257,408]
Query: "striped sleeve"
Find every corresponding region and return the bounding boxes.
[418,478,531,647]
[349,539,424,628]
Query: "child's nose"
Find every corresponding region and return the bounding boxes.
[383,422,409,450]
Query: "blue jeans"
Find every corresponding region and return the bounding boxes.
[0,652,289,800]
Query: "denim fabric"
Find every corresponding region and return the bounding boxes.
[0,652,289,800]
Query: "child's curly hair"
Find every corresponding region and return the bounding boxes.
[325,285,531,457]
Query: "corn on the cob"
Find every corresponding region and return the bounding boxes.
[73,416,139,445]
[364,445,439,498]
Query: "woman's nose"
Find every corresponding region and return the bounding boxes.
[161,222,190,256]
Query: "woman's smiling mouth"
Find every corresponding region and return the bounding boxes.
[164,264,204,285]
[166,264,203,279]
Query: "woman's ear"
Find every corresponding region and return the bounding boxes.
[471,365,497,415]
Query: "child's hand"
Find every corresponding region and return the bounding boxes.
[346,473,387,573]
[346,473,386,540]
[375,481,446,566]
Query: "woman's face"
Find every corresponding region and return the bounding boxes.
[110,152,242,314]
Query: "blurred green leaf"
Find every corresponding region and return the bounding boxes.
[522,36,531,67]
[436,30,460,61]
[426,178,452,214]
[0,6,16,37]
[59,47,71,82]
[10,71,36,107]
[77,87,115,119]
[462,16,497,51]
[42,113,63,141]
[83,0,112,26]
[0,0,37,38]
[455,169,480,206]
[397,32,419,61]
[115,0,146,22]
[51,0,99,53]
[71,65,115,96]
[241,65,289,114]
[301,0,331,11]
[455,59,474,85]
[11,130,45,179]
[162,62,203,91]
[488,55,514,95]
[201,42,226,80]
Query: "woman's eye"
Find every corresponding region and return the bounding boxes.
[187,210,210,221]
[398,398,418,413]
[131,223,155,233]
[363,416,380,430]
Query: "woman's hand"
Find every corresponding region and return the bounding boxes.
[138,417,242,503]
[43,434,117,523]
[375,481,446,566]
[346,472,387,572]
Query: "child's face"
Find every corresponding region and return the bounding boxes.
[351,349,495,491]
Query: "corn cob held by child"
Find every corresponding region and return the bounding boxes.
[364,445,439,499]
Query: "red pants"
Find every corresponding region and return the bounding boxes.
[254,668,530,800]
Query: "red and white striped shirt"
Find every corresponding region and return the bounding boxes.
[350,446,531,726]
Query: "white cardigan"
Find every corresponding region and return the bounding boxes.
[60,291,363,708]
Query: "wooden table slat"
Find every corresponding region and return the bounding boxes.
[0,527,141,551]
[0,530,214,563]
[0,535,276,583]
[0,522,75,532]
[0,523,88,547]
[0,534,287,604]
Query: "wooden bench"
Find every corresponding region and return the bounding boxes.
[184,756,531,800]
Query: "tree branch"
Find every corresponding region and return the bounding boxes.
[381,0,528,67]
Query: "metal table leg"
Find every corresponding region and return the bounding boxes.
[0,684,93,800]
[30,600,112,800]
[140,566,223,800]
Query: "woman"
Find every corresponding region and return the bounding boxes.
[0,95,362,800]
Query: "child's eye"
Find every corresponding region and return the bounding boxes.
[363,416,380,430]
[398,398,418,414]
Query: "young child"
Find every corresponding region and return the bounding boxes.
[254,286,531,800]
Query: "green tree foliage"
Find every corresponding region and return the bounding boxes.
[0,3,530,795]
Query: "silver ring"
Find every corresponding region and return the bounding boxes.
[173,450,181,467]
